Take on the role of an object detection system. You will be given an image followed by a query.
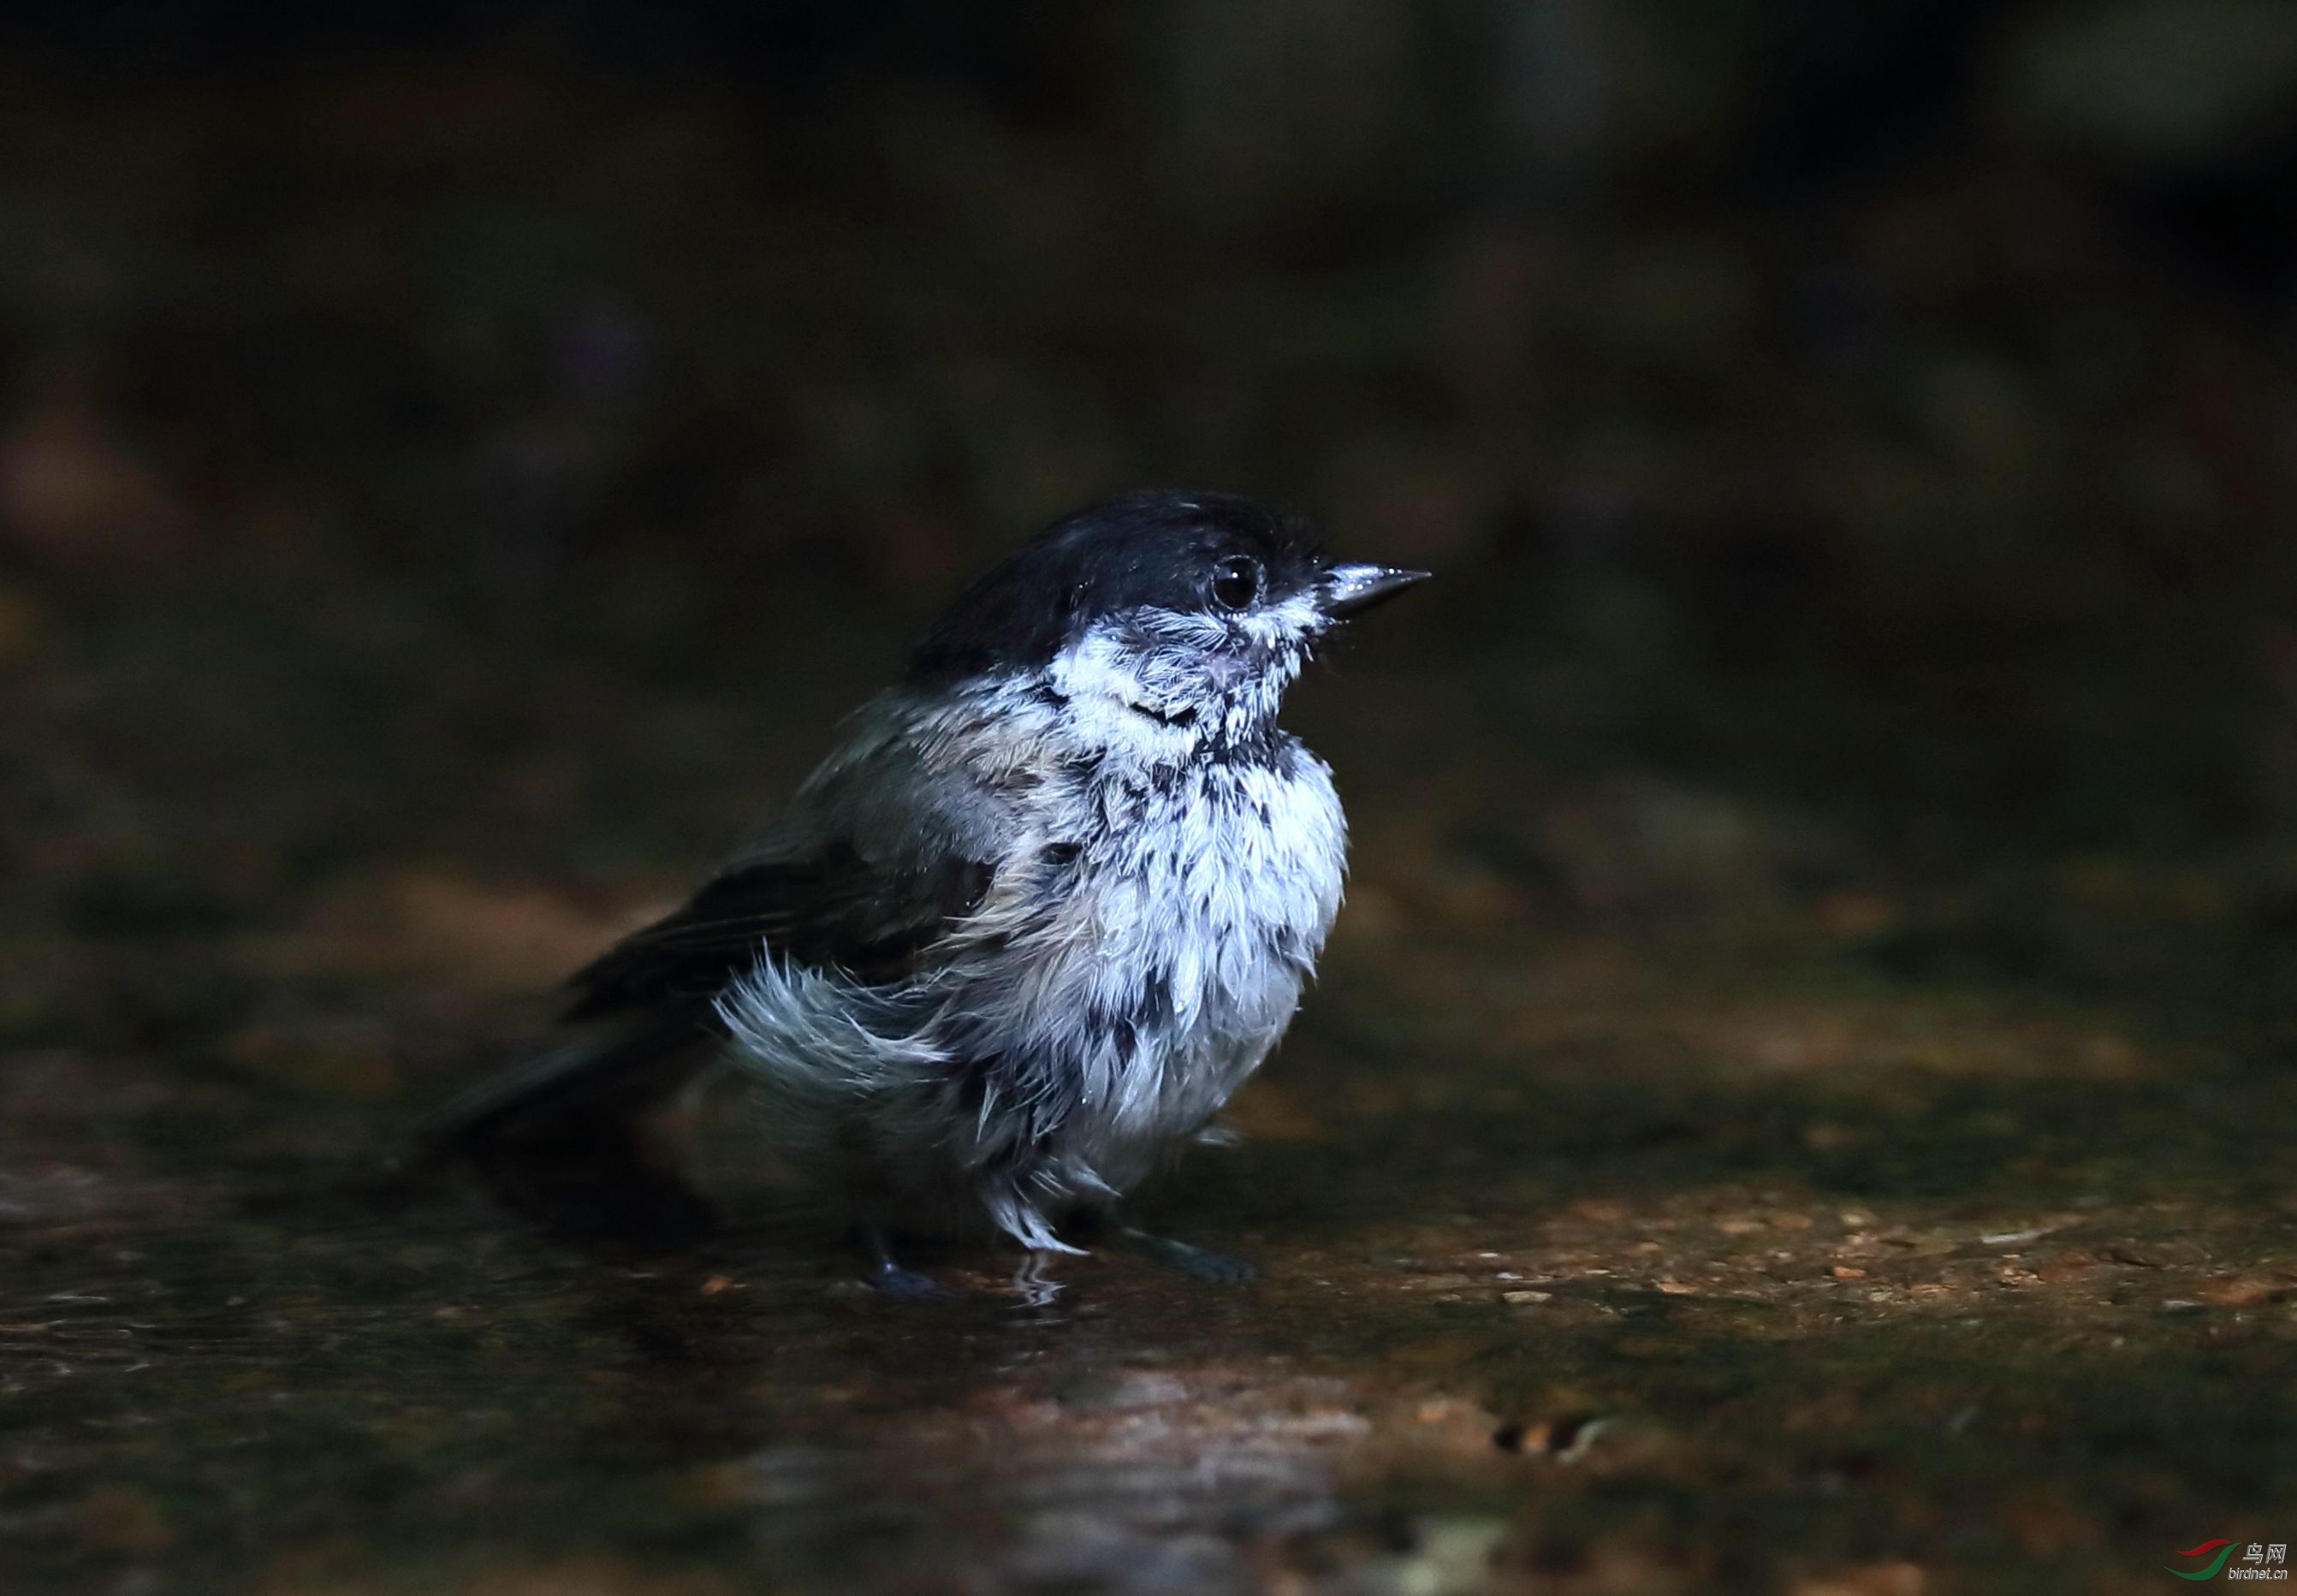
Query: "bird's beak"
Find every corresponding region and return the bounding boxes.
[1319,563,1429,620]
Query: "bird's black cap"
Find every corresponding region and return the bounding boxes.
[906,491,1330,685]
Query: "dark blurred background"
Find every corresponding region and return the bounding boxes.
[5,0,2297,1029]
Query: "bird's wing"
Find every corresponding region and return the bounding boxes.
[410,834,990,1162]
[565,691,1018,1022]
[407,691,1018,1158]
[407,689,1033,1161]
[561,839,994,1021]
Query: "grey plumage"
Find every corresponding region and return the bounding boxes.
[417,491,1422,1267]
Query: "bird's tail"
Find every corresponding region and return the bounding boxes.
[403,1016,716,1166]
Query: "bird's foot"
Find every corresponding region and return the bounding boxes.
[1118,1224,1255,1285]
[867,1260,947,1300]
[855,1225,945,1300]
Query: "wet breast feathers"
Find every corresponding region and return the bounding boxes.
[713,682,1347,1249]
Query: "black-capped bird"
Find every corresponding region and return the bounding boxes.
[416,491,1425,1291]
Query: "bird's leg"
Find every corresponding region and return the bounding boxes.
[1114,1221,1255,1285]
[853,1223,942,1299]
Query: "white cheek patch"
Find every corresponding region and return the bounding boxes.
[1050,599,1323,759]
[1048,626,1200,760]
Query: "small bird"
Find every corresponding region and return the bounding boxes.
[417,490,1425,1290]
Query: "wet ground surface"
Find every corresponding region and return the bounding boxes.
[5,620,2294,1596]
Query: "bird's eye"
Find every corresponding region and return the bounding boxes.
[1211,555,1263,610]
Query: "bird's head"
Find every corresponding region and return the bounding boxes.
[908,490,1426,760]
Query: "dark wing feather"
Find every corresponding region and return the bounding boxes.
[411,690,1008,1160]
[562,840,994,1023]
